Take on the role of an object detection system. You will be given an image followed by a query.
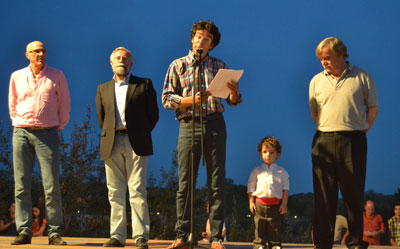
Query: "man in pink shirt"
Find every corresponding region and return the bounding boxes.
[8,41,70,245]
[363,200,385,245]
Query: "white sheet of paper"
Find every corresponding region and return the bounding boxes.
[206,69,244,98]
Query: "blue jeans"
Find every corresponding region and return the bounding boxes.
[13,127,63,237]
[175,114,226,242]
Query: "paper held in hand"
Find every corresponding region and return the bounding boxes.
[206,69,244,98]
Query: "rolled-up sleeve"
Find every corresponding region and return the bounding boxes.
[162,64,182,110]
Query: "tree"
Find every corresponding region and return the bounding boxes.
[0,121,13,212]
[58,105,107,236]
[224,180,254,242]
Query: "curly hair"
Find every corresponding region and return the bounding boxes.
[190,20,221,49]
[257,136,282,154]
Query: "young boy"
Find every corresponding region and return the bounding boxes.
[247,136,289,249]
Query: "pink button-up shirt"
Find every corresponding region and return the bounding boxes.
[8,66,70,130]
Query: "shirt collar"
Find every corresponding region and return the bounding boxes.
[27,65,47,77]
[262,162,277,170]
[113,74,130,85]
[323,61,353,77]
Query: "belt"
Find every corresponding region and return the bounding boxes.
[115,129,128,134]
[317,130,365,135]
[178,112,223,123]
[23,126,55,131]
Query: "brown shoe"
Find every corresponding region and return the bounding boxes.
[103,238,124,247]
[164,240,189,249]
[48,234,67,245]
[11,234,31,245]
[211,240,225,249]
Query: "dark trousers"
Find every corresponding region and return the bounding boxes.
[312,131,368,249]
[175,114,226,242]
[253,202,282,248]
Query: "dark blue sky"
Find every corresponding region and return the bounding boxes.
[1,0,399,194]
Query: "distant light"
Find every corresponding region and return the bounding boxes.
[246,214,252,218]
[156,212,160,215]
[294,216,297,219]
[77,210,80,214]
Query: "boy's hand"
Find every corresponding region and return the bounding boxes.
[249,202,256,215]
[279,204,287,215]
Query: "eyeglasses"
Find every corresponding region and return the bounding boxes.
[28,49,47,54]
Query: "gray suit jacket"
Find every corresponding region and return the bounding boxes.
[95,74,159,160]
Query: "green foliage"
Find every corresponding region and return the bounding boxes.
[224,180,254,242]
[0,122,13,212]
[58,105,107,236]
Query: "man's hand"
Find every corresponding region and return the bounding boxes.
[195,91,211,105]
[178,91,211,108]
[227,80,239,103]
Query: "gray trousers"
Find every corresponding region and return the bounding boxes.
[105,134,149,244]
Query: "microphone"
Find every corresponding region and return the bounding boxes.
[193,48,203,63]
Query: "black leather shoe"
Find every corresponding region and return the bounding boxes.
[103,238,124,247]
[136,238,148,249]
[11,234,31,245]
[48,234,67,245]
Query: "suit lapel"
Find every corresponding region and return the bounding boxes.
[124,74,137,112]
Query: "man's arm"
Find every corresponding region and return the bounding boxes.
[388,220,398,246]
[0,219,13,232]
[95,86,104,129]
[341,230,349,245]
[145,79,159,131]
[56,72,71,130]
[377,214,385,235]
[8,74,17,122]
[226,80,241,105]
[178,91,211,109]
[311,111,319,124]
[366,106,378,133]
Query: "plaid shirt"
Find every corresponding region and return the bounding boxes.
[388,216,400,245]
[162,51,242,120]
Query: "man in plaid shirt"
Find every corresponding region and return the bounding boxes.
[162,20,242,249]
[388,203,400,246]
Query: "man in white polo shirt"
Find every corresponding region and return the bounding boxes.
[309,37,378,249]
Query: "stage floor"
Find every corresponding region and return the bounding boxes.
[0,236,392,249]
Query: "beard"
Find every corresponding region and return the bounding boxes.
[113,66,129,77]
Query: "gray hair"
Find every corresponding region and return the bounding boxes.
[110,47,133,64]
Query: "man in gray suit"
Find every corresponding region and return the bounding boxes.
[96,47,159,248]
